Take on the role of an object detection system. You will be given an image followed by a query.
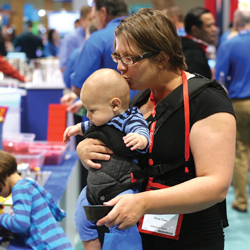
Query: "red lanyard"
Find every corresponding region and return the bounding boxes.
[149,70,190,173]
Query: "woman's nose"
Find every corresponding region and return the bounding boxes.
[117,59,127,72]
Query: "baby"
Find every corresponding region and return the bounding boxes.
[0,150,73,249]
[63,69,148,152]
[63,68,149,250]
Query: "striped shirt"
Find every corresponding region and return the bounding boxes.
[0,179,73,250]
[81,106,149,153]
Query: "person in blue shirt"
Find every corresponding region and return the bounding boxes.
[162,5,187,37]
[63,22,97,90]
[47,29,60,57]
[64,69,148,250]
[215,8,250,213]
[0,150,73,250]
[218,22,238,45]
[58,5,93,72]
[71,0,137,99]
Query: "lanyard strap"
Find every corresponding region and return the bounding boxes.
[149,70,190,173]
[148,93,157,166]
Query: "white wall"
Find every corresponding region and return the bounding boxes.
[72,0,88,12]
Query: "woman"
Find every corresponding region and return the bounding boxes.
[47,29,60,57]
[76,8,236,250]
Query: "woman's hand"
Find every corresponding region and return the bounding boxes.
[96,193,146,230]
[76,138,113,169]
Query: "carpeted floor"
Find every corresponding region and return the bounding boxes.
[75,185,250,250]
[224,185,250,250]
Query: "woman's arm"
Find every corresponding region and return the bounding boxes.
[76,138,113,169]
[97,112,236,229]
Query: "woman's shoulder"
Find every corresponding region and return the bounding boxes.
[190,80,235,123]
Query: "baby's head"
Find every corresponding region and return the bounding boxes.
[0,151,17,197]
[80,68,130,126]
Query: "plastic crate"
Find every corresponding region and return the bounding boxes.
[2,133,35,154]
[14,151,45,171]
[30,141,67,165]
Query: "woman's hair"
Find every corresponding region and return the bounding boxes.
[114,8,187,71]
[48,29,55,43]
[0,151,17,187]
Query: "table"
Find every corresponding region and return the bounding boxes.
[5,150,80,250]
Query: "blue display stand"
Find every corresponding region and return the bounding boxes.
[21,87,64,140]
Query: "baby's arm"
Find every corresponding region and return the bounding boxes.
[123,107,150,152]
[123,133,148,151]
[63,123,82,143]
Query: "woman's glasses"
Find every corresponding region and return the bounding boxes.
[111,52,158,65]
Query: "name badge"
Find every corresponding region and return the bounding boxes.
[138,178,183,240]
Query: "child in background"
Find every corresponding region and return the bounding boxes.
[63,68,149,250]
[0,150,74,250]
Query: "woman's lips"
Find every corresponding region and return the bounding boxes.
[123,77,130,82]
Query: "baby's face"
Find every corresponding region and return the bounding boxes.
[81,96,115,126]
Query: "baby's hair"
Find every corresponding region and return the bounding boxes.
[81,68,130,107]
[0,151,17,187]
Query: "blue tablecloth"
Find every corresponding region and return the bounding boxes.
[6,150,79,250]
[42,151,78,204]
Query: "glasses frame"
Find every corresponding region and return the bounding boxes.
[111,51,158,65]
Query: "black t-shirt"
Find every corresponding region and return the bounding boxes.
[135,77,235,249]
[181,37,212,79]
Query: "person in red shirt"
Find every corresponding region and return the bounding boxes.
[0,55,25,82]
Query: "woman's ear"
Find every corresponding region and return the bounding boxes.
[110,97,121,112]
[158,51,169,69]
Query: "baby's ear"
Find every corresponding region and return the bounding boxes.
[110,97,121,111]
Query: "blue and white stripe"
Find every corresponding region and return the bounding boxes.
[0,179,73,249]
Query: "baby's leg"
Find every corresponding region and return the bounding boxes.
[82,238,101,250]
[74,186,101,250]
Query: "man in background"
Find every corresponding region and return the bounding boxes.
[162,5,186,37]
[181,7,217,78]
[215,8,250,213]
[13,21,44,60]
[74,19,80,29]
[59,5,92,72]
[71,0,138,98]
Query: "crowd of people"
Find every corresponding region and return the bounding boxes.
[1,0,250,249]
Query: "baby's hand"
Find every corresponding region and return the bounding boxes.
[123,133,148,151]
[63,123,82,144]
